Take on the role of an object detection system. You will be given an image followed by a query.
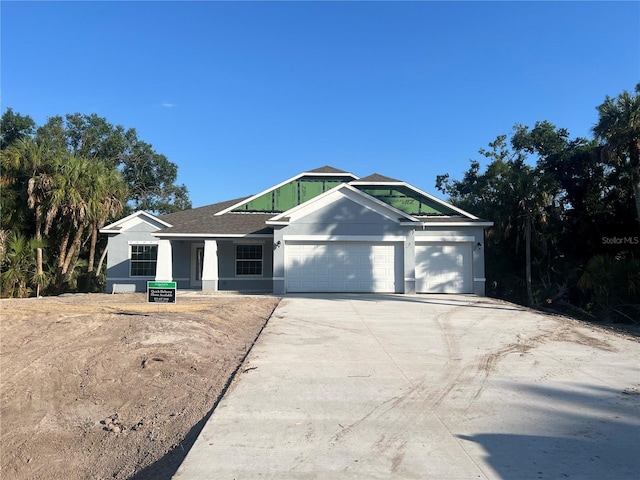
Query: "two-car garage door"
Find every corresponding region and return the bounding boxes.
[285,242,399,293]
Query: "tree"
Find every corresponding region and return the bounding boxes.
[46,155,92,287]
[510,121,628,279]
[437,132,557,306]
[0,107,191,294]
[62,113,129,168]
[578,254,640,322]
[0,109,38,257]
[1,137,56,294]
[121,139,191,213]
[35,113,192,214]
[0,108,35,149]
[85,162,127,286]
[0,232,46,298]
[593,83,640,223]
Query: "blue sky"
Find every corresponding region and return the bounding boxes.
[2,1,638,208]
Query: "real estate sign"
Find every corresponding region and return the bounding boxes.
[147,281,177,303]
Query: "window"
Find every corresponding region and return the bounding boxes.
[236,244,263,276]
[130,244,157,276]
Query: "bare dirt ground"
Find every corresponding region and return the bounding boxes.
[0,293,280,480]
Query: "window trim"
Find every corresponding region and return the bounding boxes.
[129,243,158,277]
[235,244,263,277]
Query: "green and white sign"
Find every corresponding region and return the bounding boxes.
[147,281,177,303]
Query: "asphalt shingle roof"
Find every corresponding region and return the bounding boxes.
[354,173,403,183]
[157,197,273,235]
[150,167,490,235]
[306,165,353,174]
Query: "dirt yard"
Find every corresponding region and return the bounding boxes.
[0,293,280,480]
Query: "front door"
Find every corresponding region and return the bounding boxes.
[190,243,204,288]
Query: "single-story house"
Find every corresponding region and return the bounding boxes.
[101,166,492,295]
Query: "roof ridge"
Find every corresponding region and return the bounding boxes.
[354,172,403,183]
[306,165,352,174]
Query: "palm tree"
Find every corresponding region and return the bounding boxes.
[0,232,46,298]
[46,154,91,287]
[85,162,127,288]
[505,159,552,307]
[593,83,640,223]
[1,137,55,295]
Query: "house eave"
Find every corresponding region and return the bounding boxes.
[265,220,290,226]
[404,221,494,227]
[101,210,173,231]
[349,181,405,186]
[151,232,273,239]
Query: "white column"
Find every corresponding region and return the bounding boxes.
[155,240,173,281]
[404,231,416,294]
[201,239,218,291]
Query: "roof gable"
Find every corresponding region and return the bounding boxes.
[267,184,418,225]
[217,166,358,215]
[100,210,171,233]
[351,178,478,219]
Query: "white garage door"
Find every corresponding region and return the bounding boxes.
[285,242,398,293]
[415,242,473,293]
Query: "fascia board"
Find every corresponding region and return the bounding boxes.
[408,184,479,219]
[268,184,419,224]
[151,233,273,238]
[349,181,405,186]
[283,234,406,242]
[214,170,360,216]
[100,210,172,232]
[404,221,494,227]
[352,180,479,220]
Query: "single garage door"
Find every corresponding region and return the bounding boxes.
[285,242,398,293]
[415,242,473,293]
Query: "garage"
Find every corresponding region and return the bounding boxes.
[285,242,400,293]
[415,242,473,293]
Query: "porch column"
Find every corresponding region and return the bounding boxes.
[155,240,173,281]
[201,239,218,291]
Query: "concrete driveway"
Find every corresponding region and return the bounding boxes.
[174,294,640,479]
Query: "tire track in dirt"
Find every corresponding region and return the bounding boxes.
[424,305,470,408]
[329,380,427,476]
[457,319,617,411]
[427,309,562,411]
[477,323,616,376]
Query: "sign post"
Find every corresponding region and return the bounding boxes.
[147,281,177,304]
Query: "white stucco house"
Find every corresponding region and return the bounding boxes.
[101,166,492,295]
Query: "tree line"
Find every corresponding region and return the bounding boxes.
[0,110,192,297]
[2,85,638,323]
[436,83,640,323]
